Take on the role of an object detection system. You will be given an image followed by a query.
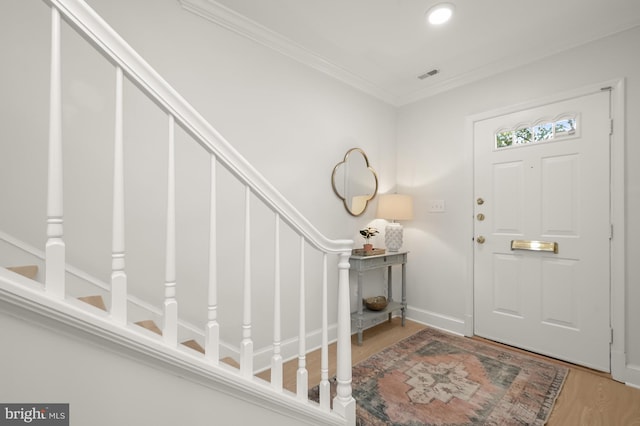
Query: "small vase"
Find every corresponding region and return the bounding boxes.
[363,243,373,252]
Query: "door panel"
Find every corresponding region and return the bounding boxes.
[541,154,579,235]
[493,162,524,234]
[492,254,522,317]
[541,258,578,329]
[474,90,611,372]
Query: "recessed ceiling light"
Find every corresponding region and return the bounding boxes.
[426,3,455,25]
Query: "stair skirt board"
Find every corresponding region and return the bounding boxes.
[4,266,247,373]
[0,294,345,426]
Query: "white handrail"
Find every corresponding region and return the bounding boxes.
[40,0,356,423]
[48,0,353,255]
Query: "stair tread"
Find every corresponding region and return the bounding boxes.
[78,295,107,311]
[135,320,163,336]
[221,357,240,368]
[133,322,231,362]
[6,265,38,280]
[181,339,205,354]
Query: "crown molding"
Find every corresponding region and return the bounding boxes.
[178,0,399,105]
[398,62,518,106]
[179,1,640,108]
[398,23,640,106]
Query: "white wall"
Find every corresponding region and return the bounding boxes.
[0,310,325,426]
[397,26,640,380]
[0,0,396,354]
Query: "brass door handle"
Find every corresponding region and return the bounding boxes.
[476,236,485,244]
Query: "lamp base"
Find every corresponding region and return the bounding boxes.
[385,223,403,252]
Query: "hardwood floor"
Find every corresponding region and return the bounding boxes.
[258,318,640,425]
[546,362,640,425]
[470,334,640,425]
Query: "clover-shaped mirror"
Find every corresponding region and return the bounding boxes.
[331,148,378,216]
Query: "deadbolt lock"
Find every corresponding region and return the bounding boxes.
[476,213,485,221]
[476,236,486,244]
[476,198,484,205]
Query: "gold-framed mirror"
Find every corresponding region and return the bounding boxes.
[331,148,378,216]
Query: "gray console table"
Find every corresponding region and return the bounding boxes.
[350,251,407,345]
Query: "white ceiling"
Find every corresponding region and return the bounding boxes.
[180,0,640,106]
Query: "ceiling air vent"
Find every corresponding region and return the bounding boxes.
[417,69,440,80]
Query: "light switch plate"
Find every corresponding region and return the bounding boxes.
[429,199,445,212]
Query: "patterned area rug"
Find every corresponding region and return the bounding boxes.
[311,327,568,425]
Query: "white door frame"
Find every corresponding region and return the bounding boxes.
[463,79,626,381]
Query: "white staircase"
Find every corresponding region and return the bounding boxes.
[0,0,355,424]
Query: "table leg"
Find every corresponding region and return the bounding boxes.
[401,262,407,326]
[387,265,393,322]
[357,270,363,345]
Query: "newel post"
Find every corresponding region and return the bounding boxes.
[333,251,356,425]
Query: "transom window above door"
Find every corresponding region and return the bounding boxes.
[495,116,578,149]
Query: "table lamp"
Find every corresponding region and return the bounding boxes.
[376,194,414,252]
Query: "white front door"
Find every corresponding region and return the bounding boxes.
[473,90,611,372]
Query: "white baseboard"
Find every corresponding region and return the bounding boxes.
[621,361,640,389]
[405,305,466,336]
[253,323,339,373]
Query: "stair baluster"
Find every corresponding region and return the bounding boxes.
[240,185,253,377]
[319,253,330,410]
[205,154,219,364]
[45,6,65,299]
[271,213,283,390]
[111,66,127,324]
[296,236,308,399]
[163,115,178,347]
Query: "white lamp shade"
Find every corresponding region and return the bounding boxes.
[376,194,414,221]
